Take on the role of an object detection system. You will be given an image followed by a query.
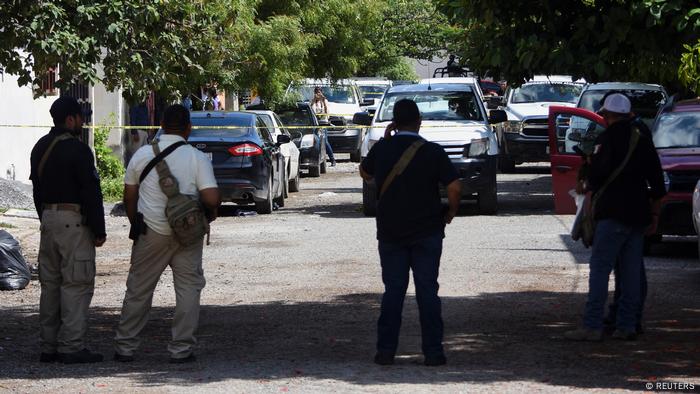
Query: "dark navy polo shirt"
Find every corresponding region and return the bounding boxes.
[361,132,459,244]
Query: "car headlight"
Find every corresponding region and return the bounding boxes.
[503,120,522,134]
[466,138,489,157]
[300,134,315,148]
[663,171,670,192]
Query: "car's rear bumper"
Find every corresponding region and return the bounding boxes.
[299,146,321,168]
[214,167,269,203]
[502,133,550,163]
[327,128,362,153]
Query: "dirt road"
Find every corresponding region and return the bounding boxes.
[1,162,699,393]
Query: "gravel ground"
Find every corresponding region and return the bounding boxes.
[0,177,34,210]
[0,158,699,393]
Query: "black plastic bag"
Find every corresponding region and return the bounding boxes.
[0,230,31,290]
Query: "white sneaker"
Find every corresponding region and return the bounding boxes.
[564,327,603,342]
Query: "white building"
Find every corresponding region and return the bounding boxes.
[0,62,127,183]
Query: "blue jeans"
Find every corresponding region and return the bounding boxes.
[377,234,444,357]
[584,219,645,331]
[607,259,647,326]
[323,131,335,163]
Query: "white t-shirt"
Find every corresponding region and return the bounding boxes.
[124,134,218,236]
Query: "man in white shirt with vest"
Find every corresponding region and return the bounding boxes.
[114,104,220,363]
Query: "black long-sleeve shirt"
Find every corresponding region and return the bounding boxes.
[30,127,106,237]
[588,119,666,227]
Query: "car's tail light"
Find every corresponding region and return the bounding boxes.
[228,143,263,156]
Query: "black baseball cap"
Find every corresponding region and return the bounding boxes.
[50,96,83,125]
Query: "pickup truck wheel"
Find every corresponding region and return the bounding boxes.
[255,176,274,214]
[499,157,516,173]
[477,184,498,215]
[350,149,361,163]
[309,163,321,177]
[362,180,377,217]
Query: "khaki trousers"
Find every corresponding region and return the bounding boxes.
[114,228,205,359]
[38,210,96,354]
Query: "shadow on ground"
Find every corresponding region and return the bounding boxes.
[2,288,698,390]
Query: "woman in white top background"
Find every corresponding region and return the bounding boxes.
[310,86,336,166]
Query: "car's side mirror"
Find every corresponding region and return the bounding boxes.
[361,99,375,107]
[276,134,291,146]
[488,109,507,124]
[486,96,503,110]
[353,111,373,126]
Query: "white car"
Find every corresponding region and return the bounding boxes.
[354,82,506,215]
[286,79,369,162]
[562,82,668,154]
[354,78,392,115]
[250,110,302,193]
[495,75,585,172]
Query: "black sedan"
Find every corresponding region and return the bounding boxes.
[189,111,289,214]
[276,103,328,177]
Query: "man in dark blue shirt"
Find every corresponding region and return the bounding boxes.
[360,99,461,366]
[30,96,106,364]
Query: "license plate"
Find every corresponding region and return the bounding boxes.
[206,152,213,161]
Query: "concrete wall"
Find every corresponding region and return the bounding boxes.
[0,61,127,182]
[0,71,57,182]
[411,57,448,80]
[92,63,126,160]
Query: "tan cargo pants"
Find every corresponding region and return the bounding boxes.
[114,227,205,359]
[39,210,96,354]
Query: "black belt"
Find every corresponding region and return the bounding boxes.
[42,203,81,213]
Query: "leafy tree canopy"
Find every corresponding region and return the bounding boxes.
[436,0,700,94]
[0,0,454,103]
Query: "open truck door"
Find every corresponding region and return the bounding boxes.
[548,106,607,214]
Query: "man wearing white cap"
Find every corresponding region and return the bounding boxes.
[565,93,666,341]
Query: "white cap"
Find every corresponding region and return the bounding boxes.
[599,93,631,114]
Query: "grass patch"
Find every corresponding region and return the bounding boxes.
[0,222,17,229]
[0,207,7,214]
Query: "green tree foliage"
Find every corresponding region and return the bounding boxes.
[0,0,244,103]
[356,0,457,79]
[0,0,455,104]
[93,125,125,201]
[436,0,700,93]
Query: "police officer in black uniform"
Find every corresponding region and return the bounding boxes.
[30,96,106,364]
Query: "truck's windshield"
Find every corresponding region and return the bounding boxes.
[288,85,357,104]
[359,85,388,100]
[511,83,582,104]
[377,91,483,122]
[578,89,666,122]
[653,112,700,149]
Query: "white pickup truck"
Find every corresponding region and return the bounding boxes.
[354,82,507,215]
[495,75,584,172]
